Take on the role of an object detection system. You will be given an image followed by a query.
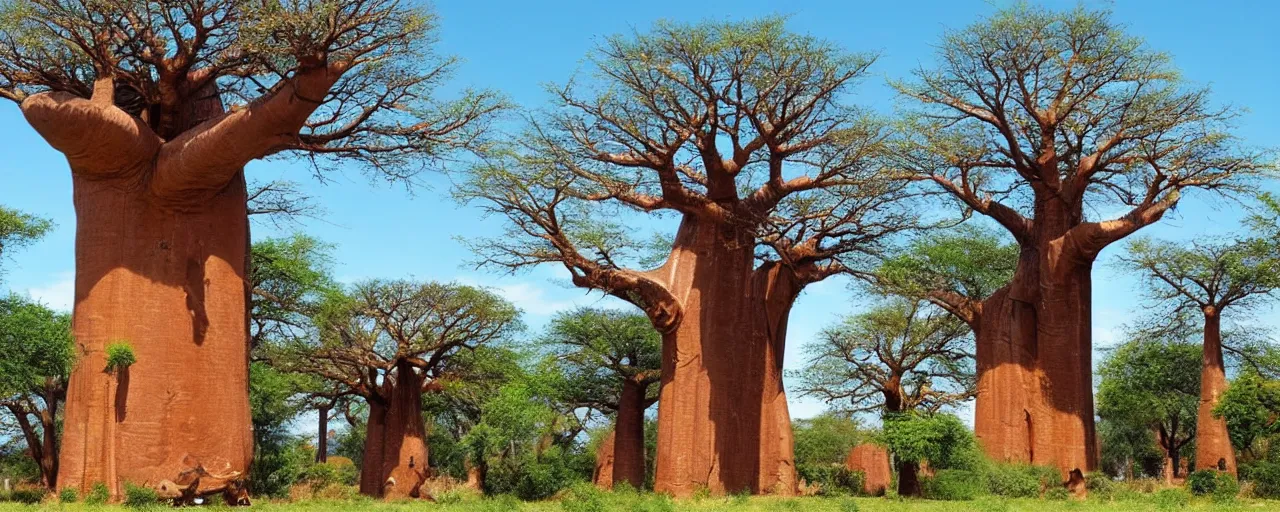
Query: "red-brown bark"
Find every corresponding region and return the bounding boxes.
[358,361,429,499]
[1194,308,1236,475]
[613,378,648,490]
[593,430,616,490]
[897,460,922,497]
[844,444,890,496]
[647,217,805,497]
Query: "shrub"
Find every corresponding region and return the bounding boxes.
[485,452,581,501]
[560,483,606,512]
[123,482,160,508]
[1153,488,1191,510]
[1241,461,1280,498]
[629,493,675,512]
[838,498,860,512]
[922,469,984,500]
[797,463,864,496]
[1044,486,1069,500]
[984,463,1057,497]
[480,494,524,512]
[1,487,46,504]
[105,341,137,372]
[84,482,110,505]
[1084,472,1117,500]
[58,487,78,503]
[1186,468,1238,499]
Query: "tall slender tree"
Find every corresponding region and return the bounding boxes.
[0,0,501,494]
[540,308,661,490]
[893,5,1271,475]
[458,17,915,495]
[1117,236,1280,475]
[270,280,521,498]
[797,299,975,496]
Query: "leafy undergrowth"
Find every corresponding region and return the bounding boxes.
[0,494,1274,512]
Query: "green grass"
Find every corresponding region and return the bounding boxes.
[1,495,1278,511]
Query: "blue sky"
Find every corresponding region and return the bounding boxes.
[1,0,1278,425]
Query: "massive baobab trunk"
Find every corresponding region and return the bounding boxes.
[359,362,428,499]
[649,218,801,497]
[612,378,648,490]
[58,168,254,495]
[1195,309,1236,475]
[972,199,1099,478]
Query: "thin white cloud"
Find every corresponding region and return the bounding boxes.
[25,271,74,312]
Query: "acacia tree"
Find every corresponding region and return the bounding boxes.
[1117,236,1280,475]
[893,6,1271,475]
[540,308,660,490]
[271,280,521,498]
[0,0,500,494]
[0,296,73,489]
[1097,333,1201,482]
[458,18,914,495]
[0,206,52,270]
[797,299,974,496]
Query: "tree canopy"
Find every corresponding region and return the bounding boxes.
[539,308,661,415]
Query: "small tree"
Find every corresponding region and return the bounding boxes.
[0,296,73,489]
[272,280,521,498]
[540,308,660,490]
[798,299,974,496]
[1214,370,1280,462]
[1,0,502,492]
[458,17,916,495]
[0,206,52,268]
[1117,235,1280,475]
[1096,332,1201,481]
[894,4,1272,474]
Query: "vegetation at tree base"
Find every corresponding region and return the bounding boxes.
[1,1,1280,510]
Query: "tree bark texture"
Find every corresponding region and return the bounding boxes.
[358,361,428,499]
[592,430,616,490]
[613,378,648,490]
[649,217,801,496]
[1194,309,1236,475]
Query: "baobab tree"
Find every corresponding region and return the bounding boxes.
[893,5,1271,475]
[0,0,500,496]
[0,296,73,489]
[270,280,521,498]
[458,17,915,496]
[797,299,975,496]
[540,308,661,490]
[1117,235,1280,475]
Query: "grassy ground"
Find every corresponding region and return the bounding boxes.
[3,495,1280,511]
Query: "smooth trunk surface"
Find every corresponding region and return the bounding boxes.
[359,363,428,499]
[613,379,647,489]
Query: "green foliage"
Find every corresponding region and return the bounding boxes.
[58,487,77,503]
[797,464,865,497]
[1096,332,1201,475]
[798,300,974,415]
[251,437,316,499]
[983,463,1059,498]
[485,449,585,500]
[122,482,160,508]
[1216,371,1280,456]
[1043,487,1069,501]
[793,414,864,467]
[539,308,662,417]
[84,482,110,505]
[922,469,984,500]
[0,487,45,504]
[0,205,52,268]
[561,483,607,512]
[1153,488,1192,510]
[878,412,977,470]
[250,235,336,347]
[1241,461,1280,498]
[0,295,73,396]
[875,225,1017,304]
[1119,235,1280,318]
[104,341,137,373]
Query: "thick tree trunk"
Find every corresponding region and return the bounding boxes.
[358,362,428,499]
[57,170,253,496]
[1195,309,1236,475]
[972,198,1098,479]
[649,217,800,496]
[316,406,330,464]
[613,378,648,490]
[897,460,921,497]
[593,430,616,490]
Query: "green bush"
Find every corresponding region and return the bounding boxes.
[1186,468,1238,499]
[58,487,78,503]
[984,463,1057,497]
[479,494,524,512]
[122,482,160,508]
[486,452,583,500]
[105,341,137,372]
[1153,488,1191,510]
[0,488,46,504]
[838,498,860,512]
[922,469,984,500]
[84,482,110,505]
[1084,472,1117,500]
[1044,486,1069,500]
[560,483,606,512]
[1241,461,1280,498]
[797,463,864,496]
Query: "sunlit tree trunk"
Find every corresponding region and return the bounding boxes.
[1195,309,1236,475]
